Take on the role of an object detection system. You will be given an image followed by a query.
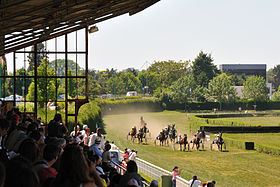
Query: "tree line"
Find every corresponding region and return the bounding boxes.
[3,43,280,108]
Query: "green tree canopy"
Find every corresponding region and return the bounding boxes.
[242,76,269,102]
[26,58,57,107]
[169,75,196,103]
[27,43,48,72]
[272,86,280,101]
[206,73,237,109]
[48,59,82,76]
[191,51,220,87]
[148,60,189,88]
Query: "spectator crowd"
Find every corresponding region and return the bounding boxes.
[0,106,150,187]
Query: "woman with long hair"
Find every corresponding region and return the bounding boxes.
[52,143,100,187]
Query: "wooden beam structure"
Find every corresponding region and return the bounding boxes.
[0,0,160,56]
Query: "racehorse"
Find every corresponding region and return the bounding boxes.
[190,130,205,150]
[210,133,226,151]
[127,126,137,143]
[168,124,177,144]
[178,134,190,151]
[154,130,167,146]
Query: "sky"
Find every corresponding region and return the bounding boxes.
[6,0,280,72]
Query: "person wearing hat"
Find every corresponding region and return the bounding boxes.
[172,166,182,187]
[89,128,105,152]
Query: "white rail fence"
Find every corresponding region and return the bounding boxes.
[135,157,190,187]
[120,151,190,187]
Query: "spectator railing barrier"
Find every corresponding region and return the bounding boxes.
[119,151,190,187]
[135,157,190,187]
[110,160,150,187]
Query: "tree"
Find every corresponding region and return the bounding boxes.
[48,59,82,76]
[27,43,48,72]
[268,65,280,91]
[169,75,196,103]
[5,68,33,96]
[272,86,280,101]
[137,71,160,95]
[148,60,189,88]
[26,58,56,107]
[191,51,220,87]
[206,73,237,110]
[242,76,269,102]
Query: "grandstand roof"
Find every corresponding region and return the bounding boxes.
[0,0,160,56]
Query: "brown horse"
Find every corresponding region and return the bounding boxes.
[190,131,205,150]
[210,133,226,151]
[178,134,189,151]
[127,127,137,143]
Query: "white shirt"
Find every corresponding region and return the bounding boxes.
[129,152,137,161]
[188,179,202,187]
[88,133,104,150]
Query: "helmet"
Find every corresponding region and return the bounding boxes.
[194,134,197,136]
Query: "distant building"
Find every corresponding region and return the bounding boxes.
[219,64,266,79]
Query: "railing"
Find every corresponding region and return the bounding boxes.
[119,151,190,187]
[135,157,190,187]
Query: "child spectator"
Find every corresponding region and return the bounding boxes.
[172,166,182,187]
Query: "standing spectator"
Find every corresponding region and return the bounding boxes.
[172,166,182,187]
[83,128,91,146]
[89,128,105,151]
[129,149,137,161]
[123,148,129,159]
[48,114,68,138]
[70,125,80,137]
[189,175,202,187]
[102,144,112,172]
[81,125,88,137]
[34,144,60,184]
[118,160,143,187]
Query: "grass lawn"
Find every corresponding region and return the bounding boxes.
[224,133,280,149]
[103,111,280,187]
[223,116,280,126]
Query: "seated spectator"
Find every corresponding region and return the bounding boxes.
[188,175,201,187]
[0,119,9,150]
[0,161,5,187]
[75,131,83,143]
[5,156,40,187]
[118,160,143,187]
[52,143,102,187]
[121,157,129,170]
[18,138,39,163]
[34,144,61,184]
[150,180,159,187]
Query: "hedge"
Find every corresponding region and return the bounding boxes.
[68,101,102,133]
[189,113,280,127]
[163,101,280,111]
